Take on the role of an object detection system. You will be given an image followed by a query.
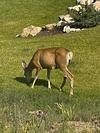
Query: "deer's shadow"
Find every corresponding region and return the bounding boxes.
[14,77,58,89]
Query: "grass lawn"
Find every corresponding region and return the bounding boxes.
[0,0,100,132]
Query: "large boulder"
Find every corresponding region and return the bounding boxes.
[17,25,42,37]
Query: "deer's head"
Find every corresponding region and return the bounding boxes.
[22,60,32,83]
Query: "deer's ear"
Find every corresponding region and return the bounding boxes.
[22,60,27,69]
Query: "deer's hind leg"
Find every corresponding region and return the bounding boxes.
[60,65,74,96]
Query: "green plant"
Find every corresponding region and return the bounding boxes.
[69,4,100,28]
[55,103,76,121]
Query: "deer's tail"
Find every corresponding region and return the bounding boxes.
[66,51,73,66]
[68,51,73,61]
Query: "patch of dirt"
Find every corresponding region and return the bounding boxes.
[67,121,100,133]
[37,28,63,37]
[49,121,100,133]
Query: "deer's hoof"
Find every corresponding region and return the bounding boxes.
[31,86,34,88]
[48,87,51,90]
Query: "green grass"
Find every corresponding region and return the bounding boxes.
[0,0,100,132]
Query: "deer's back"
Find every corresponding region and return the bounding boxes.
[32,47,69,69]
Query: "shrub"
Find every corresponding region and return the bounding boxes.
[69,4,100,28]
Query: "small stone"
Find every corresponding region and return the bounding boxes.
[68,5,82,11]
[56,20,67,27]
[43,23,56,31]
[63,26,70,33]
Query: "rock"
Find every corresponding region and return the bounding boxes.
[59,15,65,20]
[77,0,93,5]
[56,20,67,27]
[68,5,82,11]
[57,14,74,27]
[93,1,100,11]
[63,14,74,23]
[63,26,71,33]
[17,25,42,37]
[63,26,81,33]
[42,23,56,31]
[70,28,81,32]
[30,26,42,37]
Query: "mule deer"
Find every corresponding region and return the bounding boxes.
[22,47,74,96]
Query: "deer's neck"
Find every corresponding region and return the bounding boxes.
[27,60,34,72]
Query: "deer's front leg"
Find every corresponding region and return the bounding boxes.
[31,68,41,88]
[60,66,74,96]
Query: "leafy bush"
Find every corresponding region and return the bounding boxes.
[69,4,100,28]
